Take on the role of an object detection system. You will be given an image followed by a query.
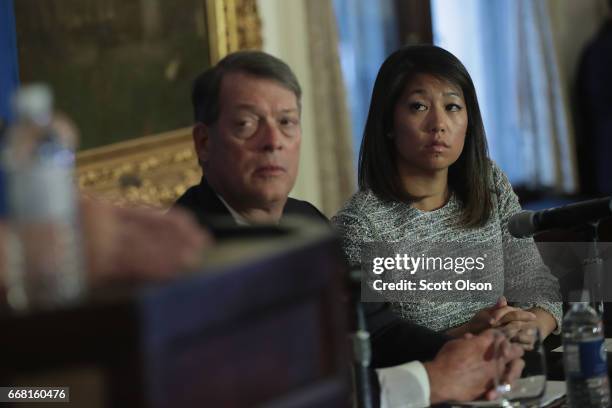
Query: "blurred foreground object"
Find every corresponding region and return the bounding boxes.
[0,219,349,408]
[81,199,210,285]
[2,84,84,309]
[0,97,211,308]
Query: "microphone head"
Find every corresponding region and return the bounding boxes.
[508,211,537,238]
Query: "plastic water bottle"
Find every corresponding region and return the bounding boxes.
[3,84,85,309]
[563,298,611,407]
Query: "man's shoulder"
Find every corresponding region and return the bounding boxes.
[173,181,231,229]
[174,181,328,225]
[174,184,200,208]
[284,197,328,222]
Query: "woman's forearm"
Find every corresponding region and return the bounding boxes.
[529,307,557,338]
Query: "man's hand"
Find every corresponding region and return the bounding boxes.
[424,330,524,404]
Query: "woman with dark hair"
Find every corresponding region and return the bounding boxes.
[332,45,561,341]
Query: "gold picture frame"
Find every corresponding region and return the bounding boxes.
[76,0,262,208]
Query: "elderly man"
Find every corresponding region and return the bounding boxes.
[175,51,326,228]
[174,50,523,407]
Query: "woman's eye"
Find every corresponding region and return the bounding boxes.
[447,103,463,112]
[409,102,427,111]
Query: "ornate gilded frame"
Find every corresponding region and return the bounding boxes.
[76,0,262,208]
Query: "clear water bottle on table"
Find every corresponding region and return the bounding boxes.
[563,295,611,407]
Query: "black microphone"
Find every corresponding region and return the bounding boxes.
[508,197,612,238]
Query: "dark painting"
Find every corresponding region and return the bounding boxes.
[14,0,210,150]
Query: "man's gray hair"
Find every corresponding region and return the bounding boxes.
[192,50,302,125]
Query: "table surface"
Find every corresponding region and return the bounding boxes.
[449,381,566,407]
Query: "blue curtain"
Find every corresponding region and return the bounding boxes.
[431,0,576,192]
[0,0,19,124]
[332,0,399,165]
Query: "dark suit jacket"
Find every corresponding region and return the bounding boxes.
[174,178,328,233]
[174,179,450,405]
[363,302,449,408]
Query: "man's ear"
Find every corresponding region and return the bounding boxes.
[193,123,211,164]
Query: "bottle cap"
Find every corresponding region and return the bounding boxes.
[569,289,591,303]
[12,84,53,125]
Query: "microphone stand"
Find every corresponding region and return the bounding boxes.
[348,269,375,408]
[583,221,605,316]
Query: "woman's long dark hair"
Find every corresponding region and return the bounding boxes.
[358,45,492,227]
